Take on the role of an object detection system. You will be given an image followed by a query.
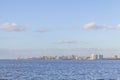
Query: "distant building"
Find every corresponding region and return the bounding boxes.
[98,54,103,60]
[113,55,118,59]
[90,54,98,60]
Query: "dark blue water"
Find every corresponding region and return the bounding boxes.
[0,60,120,80]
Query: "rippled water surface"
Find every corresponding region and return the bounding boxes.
[0,60,120,80]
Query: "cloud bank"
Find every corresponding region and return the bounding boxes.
[83,22,116,30]
[0,23,26,31]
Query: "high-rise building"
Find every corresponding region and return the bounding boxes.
[90,54,98,60]
[98,54,103,60]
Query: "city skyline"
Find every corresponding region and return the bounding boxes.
[0,0,120,59]
[17,53,120,60]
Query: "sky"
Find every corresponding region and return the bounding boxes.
[0,0,120,59]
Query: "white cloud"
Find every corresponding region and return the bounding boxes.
[0,23,26,31]
[83,22,96,29]
[83,22,115,30]
[117,24,120,29]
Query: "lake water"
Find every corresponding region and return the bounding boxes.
[0,60,120,80]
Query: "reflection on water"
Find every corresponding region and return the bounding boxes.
[0,60,120,80]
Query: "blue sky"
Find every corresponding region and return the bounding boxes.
[0,0,120,59]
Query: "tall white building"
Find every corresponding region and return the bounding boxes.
[90,54,98,60]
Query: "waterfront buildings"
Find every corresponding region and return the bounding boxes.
[17,54,120,60]
[17,54,102,60]
[98,54,103,60]
[90,54,103,60]
[90,54,98,60]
